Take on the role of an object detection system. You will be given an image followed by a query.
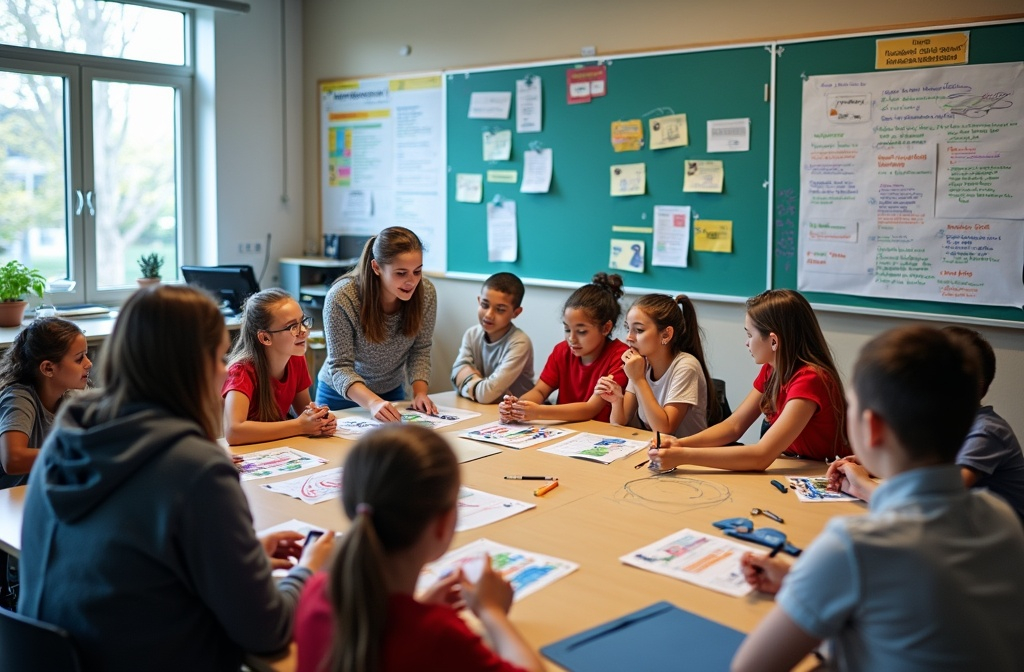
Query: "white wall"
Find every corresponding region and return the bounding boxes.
[201,0,306,287]
[300,0,1024,439]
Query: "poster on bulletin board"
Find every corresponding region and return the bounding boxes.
[319,74,447,271]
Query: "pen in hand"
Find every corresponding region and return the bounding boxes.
[635,430,660,470]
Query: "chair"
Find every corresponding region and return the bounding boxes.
[712,378,733,422]
[0,607,82,671]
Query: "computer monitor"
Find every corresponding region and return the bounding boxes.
[180,265,260,315]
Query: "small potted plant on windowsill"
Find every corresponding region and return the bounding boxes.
[137,252,164,288]
[0,260,47,327]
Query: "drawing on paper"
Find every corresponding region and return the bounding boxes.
[461,422,573,450]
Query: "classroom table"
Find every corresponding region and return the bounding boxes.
[0,391,864,670]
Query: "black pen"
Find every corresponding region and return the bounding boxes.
[504,475,557,481]
[634,430,660,469]
[754,540,787,574]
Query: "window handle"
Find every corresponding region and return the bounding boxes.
[75,189,84,215]
[85,190,96,216]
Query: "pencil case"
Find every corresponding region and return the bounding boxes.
[711,517,802,556]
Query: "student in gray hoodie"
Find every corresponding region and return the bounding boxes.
[18,284,336,671]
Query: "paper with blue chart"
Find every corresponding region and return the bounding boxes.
[537,432,648,465]
[233,447,327,482]
[620,528,754,597]
[461,421,573,449]
[787,476,860,502]
[417,538,577,602]
[609,238,645,273]
[455,487,535,532]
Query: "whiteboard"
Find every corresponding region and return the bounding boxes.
[319,74,447,271]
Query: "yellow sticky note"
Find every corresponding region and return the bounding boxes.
[694,220,733,253]
[611,119,644,152]
[610,163,646,197]
[487,170,519,184]
[649,113,688,150]
[683,160,724,193]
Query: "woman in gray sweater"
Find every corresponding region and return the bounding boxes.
[316,226,438,420]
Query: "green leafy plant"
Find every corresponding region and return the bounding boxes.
[137,252,164,279]
[0,260,47,302]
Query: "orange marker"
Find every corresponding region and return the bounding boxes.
[534,480,559,497]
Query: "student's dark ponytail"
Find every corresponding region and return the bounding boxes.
[563,272,624,336]
[326,425,459,672]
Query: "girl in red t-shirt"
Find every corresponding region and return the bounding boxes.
[649,289,849,472]
[222,288,335,445]
[499,272,629,423]
[294,425,544,672]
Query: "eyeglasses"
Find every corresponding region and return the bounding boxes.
[263,315,314,337]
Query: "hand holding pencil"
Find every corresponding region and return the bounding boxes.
[739,548,791,595]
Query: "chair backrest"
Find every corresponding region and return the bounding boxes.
[0,607,81,672]
[712,378,733,422]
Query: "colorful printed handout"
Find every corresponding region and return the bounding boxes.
[334,406,481,437]
[538,432,648,465]
[233,447,327,482]
[787,476,861,502]
[620,528,754,597]
[460,421,574,450]
[418,538,578,602]
[455,487,535,532]
[261,467,343,505]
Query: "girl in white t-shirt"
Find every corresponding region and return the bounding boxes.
[596,294,720,438]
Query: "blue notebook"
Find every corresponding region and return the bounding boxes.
[540,601,746,671]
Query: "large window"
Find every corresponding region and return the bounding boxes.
[0,0,192,304]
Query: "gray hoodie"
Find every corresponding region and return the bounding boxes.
[19,398,310,671]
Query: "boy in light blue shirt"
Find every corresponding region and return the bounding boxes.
[451,272,534,403]
[733,326,1024,672]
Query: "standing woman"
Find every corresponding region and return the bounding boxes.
[19,285,335,671]
[316,226,438,420]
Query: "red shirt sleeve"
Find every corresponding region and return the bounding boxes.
[222,361,256,404]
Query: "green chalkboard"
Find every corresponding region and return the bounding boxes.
[446,46,772,300]
[773,21,1024,324]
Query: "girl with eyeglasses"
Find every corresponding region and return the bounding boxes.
[222,288,336,445]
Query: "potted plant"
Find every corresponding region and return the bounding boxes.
[137,252,164,287]
[0,260,47,327]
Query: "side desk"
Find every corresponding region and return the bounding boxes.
[0,391,864,670]
[0,312,242,354]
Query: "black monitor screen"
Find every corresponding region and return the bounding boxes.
[181,265,260,315]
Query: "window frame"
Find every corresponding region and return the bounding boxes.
[0,9,195,306]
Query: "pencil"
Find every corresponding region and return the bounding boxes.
[534,480,559,497]
[768,540,786,558]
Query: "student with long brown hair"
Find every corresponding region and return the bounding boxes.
[222,288,335,445]
[294,425,544,672]
[648,289,849,472]
[316,226,438,420]
[596,293,720,437]
[18,285,336,671]
[0,317,91,489]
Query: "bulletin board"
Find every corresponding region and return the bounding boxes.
[773,20,1024,325]
[444,45,773,301]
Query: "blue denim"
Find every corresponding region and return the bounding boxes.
[315,380,405,411]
